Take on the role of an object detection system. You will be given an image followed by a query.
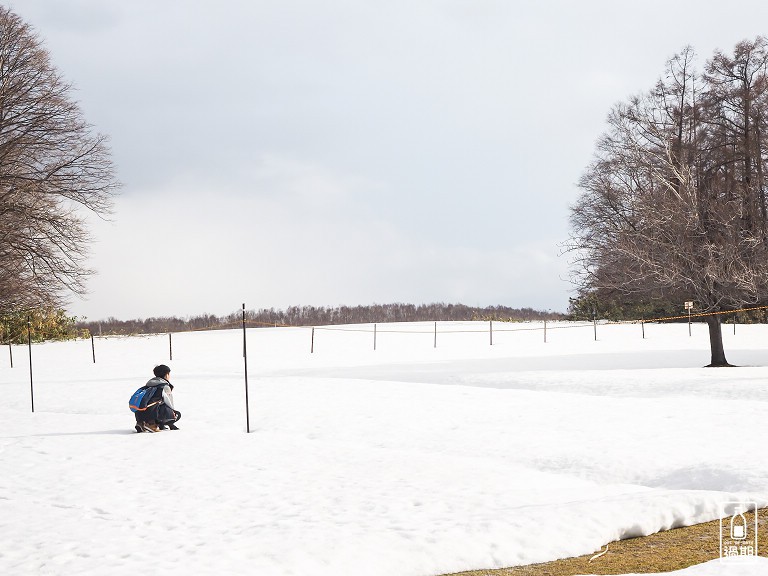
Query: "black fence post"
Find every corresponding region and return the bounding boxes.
[593,312,597,341]
[373,323,377,351]
[27,316,34,413]
[544,319,547,343]
[242,304,250,434]
[311,327,315,354]
[169,332,173,361]
[688,308,692,337]
[91,334,96,363]
[6,323,12,368]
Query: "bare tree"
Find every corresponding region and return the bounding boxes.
[569,39,768,366]
[0,7,117,316]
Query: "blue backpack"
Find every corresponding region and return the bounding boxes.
[129,386,155,412]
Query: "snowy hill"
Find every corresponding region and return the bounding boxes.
[1,321,766,575]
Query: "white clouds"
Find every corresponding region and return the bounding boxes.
[72,154,568,318]
[13,0,768,318]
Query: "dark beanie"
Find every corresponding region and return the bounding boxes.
[153,364,171,378]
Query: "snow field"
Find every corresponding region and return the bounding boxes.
[0,321,766,575]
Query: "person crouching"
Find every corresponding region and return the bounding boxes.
[135,364,181,433]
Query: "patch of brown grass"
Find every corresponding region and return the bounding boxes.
[443,508,766,576]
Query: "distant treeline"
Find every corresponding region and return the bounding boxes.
[77,303,566,336]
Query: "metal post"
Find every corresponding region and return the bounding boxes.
[593,312,597,341]
[242,304,250,434]
[169,332,173,361]
[544,319,547,343]
[91,334,96,363]
[373,323,377,351]
[641,319,645,339]
[489,320,493,346]
[27,316,34,413]
[311,327,315,354]
[688,308,692,337]
[434,322,437,348]
[733,315,736,335]
[6,323,12,368]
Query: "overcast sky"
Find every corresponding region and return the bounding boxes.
[10,1,768,320]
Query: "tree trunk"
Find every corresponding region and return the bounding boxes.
[705,314,731,367]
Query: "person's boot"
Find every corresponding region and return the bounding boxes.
[168,423,179,430]
[141,422,160,433]
[135,424,143,433]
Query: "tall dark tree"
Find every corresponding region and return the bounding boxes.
[0,7,117,315]
[569,38,768,366]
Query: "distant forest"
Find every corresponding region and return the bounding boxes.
[77,303,566,336]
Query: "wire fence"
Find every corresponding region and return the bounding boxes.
[232,308,747,342]
[2,302,762,364]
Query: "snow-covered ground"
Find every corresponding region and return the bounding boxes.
[0,320,766,576]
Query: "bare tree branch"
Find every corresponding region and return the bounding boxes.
[0,7,118,315]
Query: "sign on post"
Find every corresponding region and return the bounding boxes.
[685,301,694,337]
